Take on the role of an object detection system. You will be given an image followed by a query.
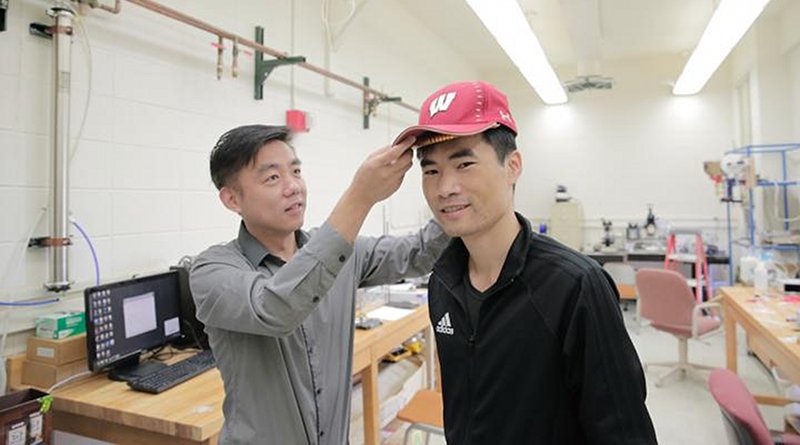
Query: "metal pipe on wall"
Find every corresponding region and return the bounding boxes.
[45,4,75,292]
[121,0,419,112]
[99,0,121,14]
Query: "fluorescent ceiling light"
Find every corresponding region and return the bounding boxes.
[466,0,567,105]
[673,0,770,96]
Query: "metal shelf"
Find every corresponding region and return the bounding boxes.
[666,253,698,262]
[733,240,800,250]
[758,244,800,251]
[727,143,800,154]
[724,143,800,284]
[756,179,800,187]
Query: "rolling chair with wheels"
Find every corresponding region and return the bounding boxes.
[396,350,445,445]
[396,389,444,444]
[709,368,800,445]
[635,268,722,386]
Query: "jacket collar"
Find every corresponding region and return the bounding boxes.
[433,212,532,293]
[238,221,309,267]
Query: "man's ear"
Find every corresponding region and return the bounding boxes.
[219,186,242,214]
[506,150,522,184]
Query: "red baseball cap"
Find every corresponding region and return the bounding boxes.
[394,81,517,148]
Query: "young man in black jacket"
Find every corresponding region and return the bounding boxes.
[394,81,657,444]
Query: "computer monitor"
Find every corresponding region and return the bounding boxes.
[84,271,183,382]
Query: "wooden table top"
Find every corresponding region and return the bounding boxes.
[52,351,224,442]
[721,287,800,345]
[48,305,431,442]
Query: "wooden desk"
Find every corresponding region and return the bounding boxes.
[353,305,433,445]
[617,284,637,302]
[52,360,223,444]
[44,306,431,445]
[721,287,800,405]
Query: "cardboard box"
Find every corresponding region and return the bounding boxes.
[4,354,25,393]
[26,334,87,366]
[21,360,88,390]
[35,312,85,339]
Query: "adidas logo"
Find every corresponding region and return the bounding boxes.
[435,312,454,335]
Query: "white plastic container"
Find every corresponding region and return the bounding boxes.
[754,261,769,293]
[740,255,758,284]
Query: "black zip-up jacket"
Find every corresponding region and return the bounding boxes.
[428,213,657,444]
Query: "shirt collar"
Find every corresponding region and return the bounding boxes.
[238,221,309,267]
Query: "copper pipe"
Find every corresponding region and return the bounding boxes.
[122,0,418,112]
[232,38,239,79]
[216,36,223,80]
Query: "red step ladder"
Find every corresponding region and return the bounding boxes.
[664,230,711,303]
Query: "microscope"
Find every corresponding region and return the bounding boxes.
[601,219,615,248]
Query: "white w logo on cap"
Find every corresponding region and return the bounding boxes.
[429,92,457,118]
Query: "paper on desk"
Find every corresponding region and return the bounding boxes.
[756,317,783,326]
[366,306,413,321]
[751,306,775,315]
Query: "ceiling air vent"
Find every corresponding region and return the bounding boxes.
[563,75,614,93]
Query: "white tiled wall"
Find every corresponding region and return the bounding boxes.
[3,0,800,340]
[0,0,479,337]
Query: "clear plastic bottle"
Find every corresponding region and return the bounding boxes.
[754,261,769,293]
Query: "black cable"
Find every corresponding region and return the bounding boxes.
[180,318,205,350]
[143,345,169,362]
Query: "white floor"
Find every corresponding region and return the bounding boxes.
[380,306,787,445]
[629,307,783,445]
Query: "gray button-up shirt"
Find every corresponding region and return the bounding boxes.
[190,220,448,445]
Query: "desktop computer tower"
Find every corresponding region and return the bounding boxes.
[170,265,210,350]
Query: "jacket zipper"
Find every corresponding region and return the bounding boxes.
[465,329,476,445]
[460,276,516,444]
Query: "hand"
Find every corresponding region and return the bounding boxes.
[348,137,415,206]
[326,137,415,243]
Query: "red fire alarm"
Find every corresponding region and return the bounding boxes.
[286,110,309,133]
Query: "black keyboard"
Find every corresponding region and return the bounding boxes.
[128,350,216,394]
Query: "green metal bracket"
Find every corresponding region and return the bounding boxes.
[254,26,305,100]
[362,77,401,129]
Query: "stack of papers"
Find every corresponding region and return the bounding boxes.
[366,306,413,321]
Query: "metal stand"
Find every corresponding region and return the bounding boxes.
[254,26,305,100]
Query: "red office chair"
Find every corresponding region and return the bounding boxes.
[709,368,800,445]
[635,268,722,386]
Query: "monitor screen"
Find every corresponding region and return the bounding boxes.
[84,271,182,374]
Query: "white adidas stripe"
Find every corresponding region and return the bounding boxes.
[436,312,454,335]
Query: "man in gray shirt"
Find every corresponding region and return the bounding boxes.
[190,125,448,444]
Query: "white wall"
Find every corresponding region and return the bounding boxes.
[3,0,800,352]
[0,0,478,348]
[487,54,735,249]
[726,6,800,258]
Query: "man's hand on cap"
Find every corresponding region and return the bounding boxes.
[349,136,415,206]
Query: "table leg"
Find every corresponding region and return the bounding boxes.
[424,325,435,389]
[362,364,380,445]
[724,302,737,373]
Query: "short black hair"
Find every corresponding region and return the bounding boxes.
[210,125,292,190]
[417,126,517,163]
